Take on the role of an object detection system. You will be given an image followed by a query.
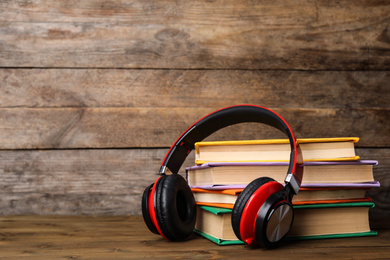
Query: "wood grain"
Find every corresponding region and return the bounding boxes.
[0,215,389,259]
[0,149,171,215]
[1,69,388,148]
[360,148,390,218]
[1,69,389,109]
[0,148,387,216]
[0,107,389,149]
[1,0,389,69]
[0,0,389,218]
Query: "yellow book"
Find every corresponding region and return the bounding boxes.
[296,137,359,163]
[194,137,360,164]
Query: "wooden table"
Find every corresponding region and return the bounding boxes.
[1,215,389,259]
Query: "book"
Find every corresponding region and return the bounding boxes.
[194,139,291,164]
[292,187,373,205]
[186,162,289,186]
[194,206,244,245]
[186,161,377,187]
[190,137,379,246]
[191,183,379,209]
[300,160,377,183]
[194,137,360,164]
[191,188,241,209]
[288,202,377,239]
[195,203,377,245]
[296,137,360,163]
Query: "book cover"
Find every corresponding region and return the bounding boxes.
[191,184,378,209]
[191,188,242,206]
[288,201,376,238]
[194,139,291,164]
[194,206,243,245]
[286,231,378,241]
[186,161,378,186]
[186,162,290,186]
[194,137,360,164]
[296,137,360,163]
[190,181,380,190]
[195,202,376,245]
[194,229,244,245]
[300,160,377,183]
[296,137,359,144]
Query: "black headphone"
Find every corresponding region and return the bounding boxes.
[142,105,301,248]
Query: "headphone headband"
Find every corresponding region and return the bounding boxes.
[160,105,301,194]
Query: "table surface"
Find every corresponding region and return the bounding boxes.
[1,215,389,259]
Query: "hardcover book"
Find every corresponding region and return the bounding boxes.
[186,161,377,187]
[194,137,360,164]
[288,202,377,238]
[191,183,379,209]
[194,206,244,245]
[195,203,377,245]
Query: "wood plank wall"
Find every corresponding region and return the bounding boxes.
[1,0,389,217]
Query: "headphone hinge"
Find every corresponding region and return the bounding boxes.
[159,166,167,175]
[284,173,300,195]
[159,166,174,176]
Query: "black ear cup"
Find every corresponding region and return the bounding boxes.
[254,192,294,248]
[231,177,275,240]
[154,174,197,241]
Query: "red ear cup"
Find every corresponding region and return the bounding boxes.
[231,177,284,247]
[231,177,275,241]
[142,174,197,241]
[142,176,168,239]
[142,183,159,234]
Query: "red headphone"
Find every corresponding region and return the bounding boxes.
[142,105,301,248]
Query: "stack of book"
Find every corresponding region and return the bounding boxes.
[185,137,380,245]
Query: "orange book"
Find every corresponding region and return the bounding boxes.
[191,183,377,209]
[191,188,242,207]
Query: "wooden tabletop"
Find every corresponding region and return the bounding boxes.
[1,215,389,259]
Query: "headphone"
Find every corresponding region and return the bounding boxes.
[142,105,302,248]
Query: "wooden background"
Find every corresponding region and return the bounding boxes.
[0,0,389,219]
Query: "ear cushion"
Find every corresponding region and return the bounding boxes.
[141,183,159,234]
[154,174,197,241]
[231,177,275,240]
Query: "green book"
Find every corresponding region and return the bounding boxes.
[288,202,375,239]
[194,206,243,245]
[194,230,244,246]
[293,201,375,209]
[195,202,376,245]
